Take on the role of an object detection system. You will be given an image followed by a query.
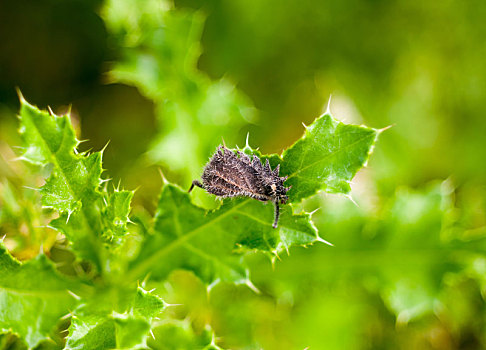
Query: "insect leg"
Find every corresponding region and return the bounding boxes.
[272,200,280,229]
[188,180,204,193]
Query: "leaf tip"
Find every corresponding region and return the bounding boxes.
[60,312,73,321]
[66,289,82,300]
[244,278,261,294]
[325,94,333,115]
[157,167,168,185]
[316,235,334,247]
[377,124,395,134]
[206,278,221,294]
[22,185,40,192]
[100,140,111,154]
[66,104,73,116]
[127,217,137,225]
[66,209,74,224]
[163,302,183,308]
[16,87,26,104]
[77,139,89,146]
[114,179,122,192]
[142,272,152,287]
[344,194,359,207]
[100,177,112,184]
[47,105,56,116]
[270,255,277,269]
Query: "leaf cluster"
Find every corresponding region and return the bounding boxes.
[0,93,377,349]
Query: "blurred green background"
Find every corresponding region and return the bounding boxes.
[1,0,486,349]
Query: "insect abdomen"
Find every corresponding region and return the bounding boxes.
[201,148,269,201]
[190,145,290,228]
[202,167,269,201]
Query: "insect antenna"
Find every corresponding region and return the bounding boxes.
[188,180,204,193]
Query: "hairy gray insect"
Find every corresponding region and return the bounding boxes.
[189,145,291,228]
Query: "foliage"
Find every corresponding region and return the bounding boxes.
[1,0,486,348]
[0,94,376,349]
[0,243,79,348]
[197,182,486,349]
[64,287,165,350]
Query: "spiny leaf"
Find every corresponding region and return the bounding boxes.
[132,286,166,318]
[128,184,319,285]
[0,242,80,349]
[103,190,135,244]
[18,98,134,271]
[18,100,77,167]
[19,100,100,214]
[149,319,223,350]
[281,113,379,202]
[18,99,103,267]
[65,314,118,350]
[65,287,165,350]
[128,111,378,285]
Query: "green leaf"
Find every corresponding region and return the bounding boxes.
[18,98,134,272]
[0,242,79,348]
[127,111,378,285]
[128,183,318,285]
[65,287,165,350]
[18,99,102,266]
[65,314,151,350]
[65,314,117,350]
[113,314,151,349]
[282,113,379,202]
[132,286,166,318]
[18,99,77,168]
[103,190,135,244]
[11,69,379,350]
[149,319,222,350]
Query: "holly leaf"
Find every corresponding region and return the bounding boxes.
[281,113,379,202]
[17,97,134,272]
[103,190,134,244]
[0,242,80,349]
[64,287,165,350]
[127,111,378,285]
[127,184,319,286]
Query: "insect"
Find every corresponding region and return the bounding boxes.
[189,145,291,228]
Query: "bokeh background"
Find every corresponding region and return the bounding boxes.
[1,0,486,349]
